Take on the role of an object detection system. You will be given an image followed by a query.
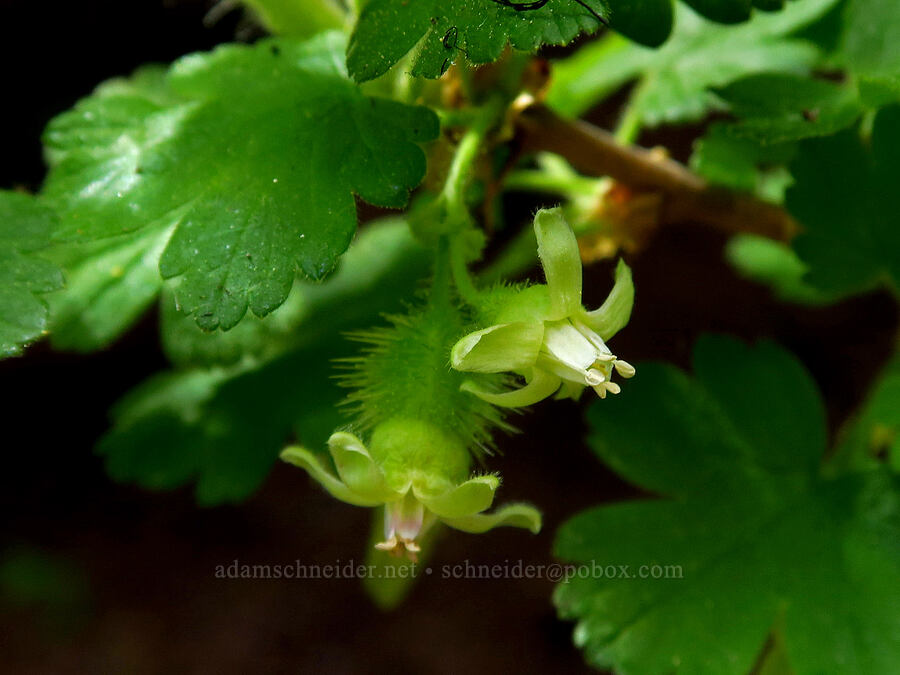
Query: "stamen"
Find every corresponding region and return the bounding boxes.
[585,368,606,386]
[594,353,616,363]
[375,536,398,552]
[403,539,421,562]
[614,360,636,378]
[605,381,621,395]
[592,383,607,399]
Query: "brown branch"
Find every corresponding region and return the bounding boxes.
[516,104,798,242]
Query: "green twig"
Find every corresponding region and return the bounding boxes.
[614,82,645,145]
[450,236,480,303]
[440,97,504,223]
[428,98,507,301]
[504,169,599,197]
[518,104,798,241]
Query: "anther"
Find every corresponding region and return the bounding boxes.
[585,368,606,386]
[614,360,636,378]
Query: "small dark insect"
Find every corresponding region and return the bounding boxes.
[493,0,550,8]
[802,108,820,122]
[491,0,608,26]
[440,26,471,76]
[443,26,459,50]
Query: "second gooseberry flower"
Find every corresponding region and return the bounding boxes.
[451,208,635,407]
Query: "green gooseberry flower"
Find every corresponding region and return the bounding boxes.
[280,418,541,559]
[451,208,635,408]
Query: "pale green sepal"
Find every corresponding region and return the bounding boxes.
[327,432,402,503]
[493,284,551,324]
[555,379,586,401]
[450,322,544,373]
[417,475,500,519]
[582,259,634,340]
[534,208,583,320]
[443,503,543,534]
[279,446,383,507]
[461,368,562,408]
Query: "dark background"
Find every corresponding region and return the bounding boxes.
[1,1,897,673]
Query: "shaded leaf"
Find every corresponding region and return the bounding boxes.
[786,105,900,297]
[99,344,344,504]
[724,234,839,305]
[97,218,430,504]
[682,0,751,24]
[841,0,900,89]
[690,121,795,199]
[831,352,900,473]
[606,0,675,47]
[548,0,836,123]
[713,72,862,143]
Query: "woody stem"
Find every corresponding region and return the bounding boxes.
[515,104,798,242]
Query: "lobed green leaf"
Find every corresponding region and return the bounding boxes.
[556,335,900,674]
[160,217,429,367]
[347,0,610,82]
[42,33,438,332]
